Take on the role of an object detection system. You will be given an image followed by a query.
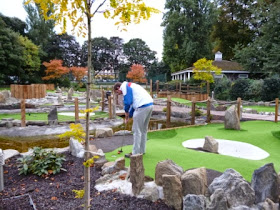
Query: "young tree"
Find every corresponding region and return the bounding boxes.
[25,0,160,208]
[126,64,147,83]
[42,59,69,81]
[70,67,87,82]
[193,58,221,95]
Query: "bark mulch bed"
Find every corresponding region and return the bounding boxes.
[0,153,172,210]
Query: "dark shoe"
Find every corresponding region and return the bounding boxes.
[125,152,132,158]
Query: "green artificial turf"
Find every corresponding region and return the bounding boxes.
[105,121,280,181]
[165,97,207,108]
[243,105,276,113]
[0,111,109,121]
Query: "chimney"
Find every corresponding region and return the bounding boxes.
[215,51,222,61]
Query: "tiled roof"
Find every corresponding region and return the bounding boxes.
[212,60,244,71]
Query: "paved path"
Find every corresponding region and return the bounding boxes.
[153,105,279,122]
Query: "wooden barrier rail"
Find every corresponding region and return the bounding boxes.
[10,84,47,99]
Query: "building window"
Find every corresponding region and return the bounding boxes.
[214,74,224,78]
[238,74,248,79]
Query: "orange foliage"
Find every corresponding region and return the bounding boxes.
[70,67,88,82]
[126,64,147,83]
[42,59,69,80]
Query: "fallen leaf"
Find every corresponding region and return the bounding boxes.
[20,184,25,186]
[4,171,8,174]
[35,188,39,192]
[12,188,16,191]
[51,197,58,201]
[49,170,54,175]
[63,192,66,196]
[56,183,59,189]
[34,179,38,182]
[50,177,55,181]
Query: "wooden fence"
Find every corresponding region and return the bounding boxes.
[10,84,47,99]
[45,84,55,90]
[157,91,208,101]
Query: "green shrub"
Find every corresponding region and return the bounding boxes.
[162,107,167,112]
[247,79,264,101]
[190,109,203,117]
[261,76,280,101]
[230,79,251,100]
[214,77,232,100]
[17,147,66,176]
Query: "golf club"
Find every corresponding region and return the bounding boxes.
[118,120,126,154]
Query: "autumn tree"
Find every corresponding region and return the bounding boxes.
[25,0,159,208]
[70,67,87,82]
[42,59,69,83]
[126,64,147,83]
[193,58,221,95]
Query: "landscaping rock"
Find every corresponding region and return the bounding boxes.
[101,157,126,175]
[162,174,182,210]
[181,167,207,196]
[207,188,228,210]
[48,107,58,125]
[183,194,207,210]
[203,136,218,153]
[69,137,84,158]
[251,163,280,203]
[155,159,184,186]
[138,182,161,202]
[95,128,113,138]
[130,154,145,195]
[209,168,255,208]
[224,105,240,130]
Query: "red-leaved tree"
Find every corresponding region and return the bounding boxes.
[42,59,69,81]
[126,64,147,83]
[70,67,88,82]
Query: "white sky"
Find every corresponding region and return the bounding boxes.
[0,0,165,60]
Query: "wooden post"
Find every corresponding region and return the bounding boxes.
[150,79,153,98]
[191,97,196,125]
[237,97,241,120]
[179,82,182,92]
[108,95,112,119]
[275,98,279,123]
[75,98,79,123]
[101,88,105,111]
[0,149,4,192]
[21,99,26,127]
[207,81,210,96]
[166,94,171,128]
[156,80,159,94]
[112,91,116,119]
[207,97,211,123]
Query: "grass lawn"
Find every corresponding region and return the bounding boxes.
[0,111,109,121]
[105,121,280,181]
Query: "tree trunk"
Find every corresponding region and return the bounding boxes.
[84,2,92,209]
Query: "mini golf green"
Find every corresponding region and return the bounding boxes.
[105,121,280,181]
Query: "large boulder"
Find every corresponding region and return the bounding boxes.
[130,154,145,195]
[155,159,184,186]
[162,174,182,210]
[251,163,280,203]
[209,168,255,208]
[224,105,240,130]
[181,167,207,196]
[95,128,113,138]
[203,136,218,153]
[183,194,207,210]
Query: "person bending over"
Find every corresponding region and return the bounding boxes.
[114,81,153,157]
